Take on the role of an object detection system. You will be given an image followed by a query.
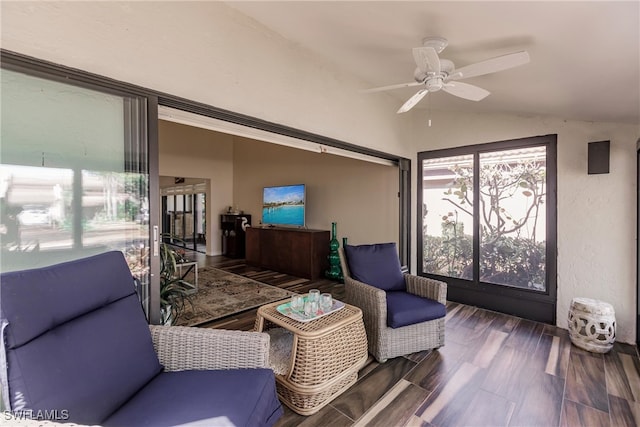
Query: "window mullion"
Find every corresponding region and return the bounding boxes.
[472,152,480,283]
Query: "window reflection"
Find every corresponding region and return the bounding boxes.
[0,165,72,251]
[0,164,148,279]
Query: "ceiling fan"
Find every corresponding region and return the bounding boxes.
[363,37,530,114]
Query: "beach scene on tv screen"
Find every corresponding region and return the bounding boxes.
[262,185,305,226]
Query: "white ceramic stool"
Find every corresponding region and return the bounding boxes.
[568,297,616,353]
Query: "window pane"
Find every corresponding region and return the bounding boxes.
[196,193,205,235]
[422,154,474,279]
[1,68,150,310]
[479,146,546,290]
[1,165,73,251]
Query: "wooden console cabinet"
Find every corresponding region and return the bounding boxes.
[245,227,330,280]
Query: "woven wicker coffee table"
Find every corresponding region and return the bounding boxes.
[255,299,368,415]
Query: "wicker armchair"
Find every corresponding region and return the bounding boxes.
[339,246,447,363]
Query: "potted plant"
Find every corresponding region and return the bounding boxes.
[160,241,194,325]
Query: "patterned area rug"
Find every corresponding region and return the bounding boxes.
[175,267,293,327]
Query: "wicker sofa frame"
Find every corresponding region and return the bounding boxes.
[339,248,447,363]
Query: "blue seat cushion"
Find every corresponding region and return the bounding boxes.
[103,369,284,427]
[386,291,446,329]
[345,243,405,291]
[0,251,162,425]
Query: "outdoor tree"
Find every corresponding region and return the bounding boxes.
[431,156,547,290]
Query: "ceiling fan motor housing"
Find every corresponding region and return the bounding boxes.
[415,58,455,90]
[422,36,448,53]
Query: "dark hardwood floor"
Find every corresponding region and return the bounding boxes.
[185,251,640,426]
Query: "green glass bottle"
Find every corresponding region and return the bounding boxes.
[325,222,343,280]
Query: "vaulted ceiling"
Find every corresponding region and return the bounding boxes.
[226,1,640,125]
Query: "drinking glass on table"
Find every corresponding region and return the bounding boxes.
[308,289,320,303]
[320,293,333,313]
[290,294,304,313]
[304,300,319,317]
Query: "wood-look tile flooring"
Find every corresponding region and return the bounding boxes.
[187,252,640,426]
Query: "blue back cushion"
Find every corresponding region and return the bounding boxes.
[344,243,405,291]
[0,251,162,425]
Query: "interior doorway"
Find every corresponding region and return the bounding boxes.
[160,176,207,254]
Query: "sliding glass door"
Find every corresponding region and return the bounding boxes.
[419,135,557,323]
[161,181,207,253]
[0,65,155,318]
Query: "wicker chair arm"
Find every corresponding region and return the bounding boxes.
[405,274,447,305]
[344,276,388,332]
[149,325,270,371]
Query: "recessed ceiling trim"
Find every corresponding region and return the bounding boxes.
[159,106,396,167]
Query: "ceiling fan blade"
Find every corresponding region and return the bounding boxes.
[397,89,429,114]
[449,51,530,80]
[361,81,422,93]
[443,82,490,101]
[412,47,441,74]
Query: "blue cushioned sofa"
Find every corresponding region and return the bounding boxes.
[0,251,283,426]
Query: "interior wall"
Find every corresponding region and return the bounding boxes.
[232,137,399,245]
[411,110,640,343]
[158,120,234,256]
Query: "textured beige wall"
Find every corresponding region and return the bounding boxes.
[0,1,410,157]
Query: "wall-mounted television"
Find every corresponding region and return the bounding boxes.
[262,184,305,227]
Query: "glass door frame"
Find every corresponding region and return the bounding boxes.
[417,134,558,324]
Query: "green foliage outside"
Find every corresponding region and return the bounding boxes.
[424,213,473,279]
[424,155,547,290]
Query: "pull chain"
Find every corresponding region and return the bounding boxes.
[427,93,432,127]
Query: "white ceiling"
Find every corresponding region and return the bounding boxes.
[225,1,640,125]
